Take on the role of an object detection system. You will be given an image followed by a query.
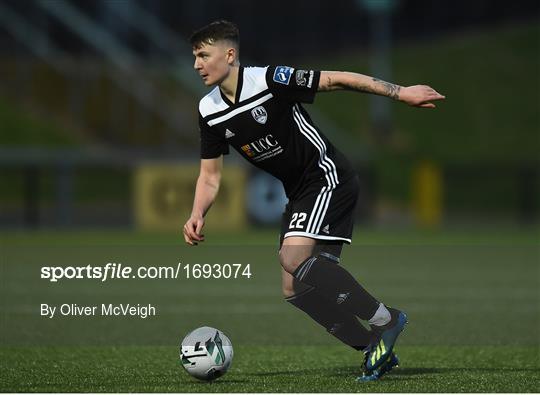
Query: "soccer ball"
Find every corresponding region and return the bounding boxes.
[180,326,233,381]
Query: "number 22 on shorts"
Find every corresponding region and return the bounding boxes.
[289,212,307,229]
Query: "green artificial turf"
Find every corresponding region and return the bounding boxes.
[1,228,539,392]
[1,346,538,392]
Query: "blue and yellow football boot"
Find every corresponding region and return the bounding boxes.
[364,308,408,372]
[357,351,400,382]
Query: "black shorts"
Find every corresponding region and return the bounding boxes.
[279,175,359,247]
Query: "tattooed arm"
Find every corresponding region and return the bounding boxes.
[318,71,445,108]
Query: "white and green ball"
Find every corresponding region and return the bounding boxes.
[180,326,233,381]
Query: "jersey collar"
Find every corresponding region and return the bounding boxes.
[219,65,244,106]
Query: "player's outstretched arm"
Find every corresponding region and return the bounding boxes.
[318,71,445,108]
[183,157,223,246]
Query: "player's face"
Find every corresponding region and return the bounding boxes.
[193,42,235,86]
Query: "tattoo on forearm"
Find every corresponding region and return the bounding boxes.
[322,75,333,91]
[372,78,401,99]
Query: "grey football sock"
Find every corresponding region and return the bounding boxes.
[368,303,391,326]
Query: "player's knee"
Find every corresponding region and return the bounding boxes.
[278,254,295,274]
[279,242,316,274]
[281,275,311,298]
[281,283,295,298]
[279,249,305,274]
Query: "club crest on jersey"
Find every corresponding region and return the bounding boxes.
[251,106,268,124]
[273,66,294,85]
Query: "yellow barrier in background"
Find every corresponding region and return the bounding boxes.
[412,161,443,228]
[134,163,247,231]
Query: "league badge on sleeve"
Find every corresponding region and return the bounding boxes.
[273,66,294,85]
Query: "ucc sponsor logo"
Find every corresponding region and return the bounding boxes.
[241,134,279,158]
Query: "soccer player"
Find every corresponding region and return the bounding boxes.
[183,20,445,381]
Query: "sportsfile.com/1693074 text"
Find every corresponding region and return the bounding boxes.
[40,262,252,282]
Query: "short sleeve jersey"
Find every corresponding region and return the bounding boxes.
[198,65,354,199]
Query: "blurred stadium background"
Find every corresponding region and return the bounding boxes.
[0,0,539,232]
[1,2,539,391]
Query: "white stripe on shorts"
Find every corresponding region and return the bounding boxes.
[292,104,338,234]
[283,231,352,244]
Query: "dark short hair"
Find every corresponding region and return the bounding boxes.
[189,20,240,49]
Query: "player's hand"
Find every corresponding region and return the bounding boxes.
[183,215,205,246]
[399,85,445,108]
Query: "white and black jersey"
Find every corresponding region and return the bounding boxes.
[198,65,355,200]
